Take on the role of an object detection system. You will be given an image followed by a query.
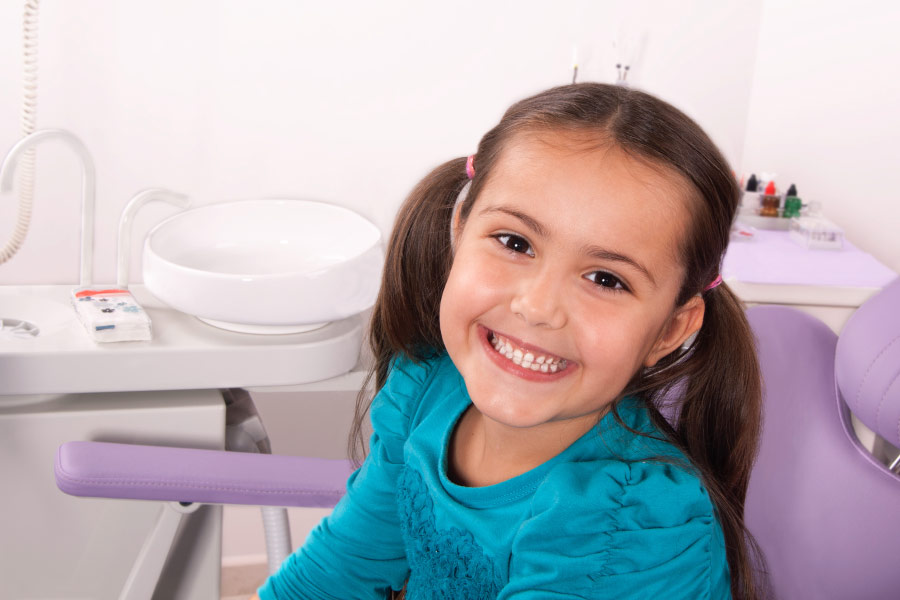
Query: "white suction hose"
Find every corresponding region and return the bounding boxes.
[222,389,293,575]
[1,0,40,264]
[261,506,293,575]
[225,422,294,573]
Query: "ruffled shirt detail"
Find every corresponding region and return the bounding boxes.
[398,466,503,599]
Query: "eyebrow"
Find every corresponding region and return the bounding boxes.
[478,205,657,287]
[479,205,548,237]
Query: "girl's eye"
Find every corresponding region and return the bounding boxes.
[586,271,628,292]
[494,233,534,257]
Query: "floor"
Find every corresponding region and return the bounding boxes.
[221,560,269,599]
[219,504,332,599]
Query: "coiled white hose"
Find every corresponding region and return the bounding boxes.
[1,0,39,264]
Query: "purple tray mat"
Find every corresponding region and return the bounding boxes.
[724,229,895,287]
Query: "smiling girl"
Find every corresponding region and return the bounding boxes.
[256,83,763,599]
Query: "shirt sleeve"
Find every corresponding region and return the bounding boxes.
[258,354,434,600]
[498,460,731,600]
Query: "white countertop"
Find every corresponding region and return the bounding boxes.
[0,284,365,396]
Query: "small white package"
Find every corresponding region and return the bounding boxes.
[71,288,152,342]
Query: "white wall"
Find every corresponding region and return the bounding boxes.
[0,0,762,285]
[741,0,900,272]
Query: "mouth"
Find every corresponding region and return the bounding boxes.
[479,325,573,379]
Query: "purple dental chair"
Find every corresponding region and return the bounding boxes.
[55,279,900,599]
[745,276,900,599]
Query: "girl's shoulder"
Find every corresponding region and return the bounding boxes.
[530,398,721,547]
[535,453,716,530]
[375,350,458,407]
[369,351,460,442]
[514,454,730,598]
[517,435,729,595]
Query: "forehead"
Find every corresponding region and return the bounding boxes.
[478,131,693,267]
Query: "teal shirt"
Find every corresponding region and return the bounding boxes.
[259,352,731,599]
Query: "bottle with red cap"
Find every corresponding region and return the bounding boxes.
[759,181,780,217]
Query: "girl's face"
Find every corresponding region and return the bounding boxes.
[439,131,704,438]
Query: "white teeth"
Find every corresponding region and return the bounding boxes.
[488,331,567,373]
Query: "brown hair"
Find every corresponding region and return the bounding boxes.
[350,83,764,598]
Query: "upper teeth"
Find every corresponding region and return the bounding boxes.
[490,333,567,373]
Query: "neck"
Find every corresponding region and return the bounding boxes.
[449,405,602,488]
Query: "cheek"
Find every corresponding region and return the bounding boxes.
[439,253,507,335]
[439,260,473,344]
[573,306,663,373]
[438,277,458,343]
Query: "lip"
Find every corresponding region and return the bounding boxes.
[477,324,576,382]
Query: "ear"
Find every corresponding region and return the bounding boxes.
[644,295,705,368]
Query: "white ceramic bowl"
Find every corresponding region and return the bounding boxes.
[143,199,383,334]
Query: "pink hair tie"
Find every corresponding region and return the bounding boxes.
[704,274,723,292]
[465,155,475,179]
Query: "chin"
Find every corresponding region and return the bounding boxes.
[463,382,558,428]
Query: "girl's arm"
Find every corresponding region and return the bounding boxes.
[257,356,431,600]
[257,424,408,599]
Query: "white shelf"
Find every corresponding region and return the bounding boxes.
[0,285,364,396]
[726,280,883,308]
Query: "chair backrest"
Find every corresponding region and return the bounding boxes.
[835,277,900,448]
[745,277,900,599]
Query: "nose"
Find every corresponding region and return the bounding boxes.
[509,267,567,329]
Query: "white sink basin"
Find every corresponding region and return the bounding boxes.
[143,199,383,334]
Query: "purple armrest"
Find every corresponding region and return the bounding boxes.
[55,441,353,508]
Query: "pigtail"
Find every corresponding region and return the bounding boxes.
[676,285,761,505]
[349,157,470,464]
[632,281,765,599]
[674,284,764,599]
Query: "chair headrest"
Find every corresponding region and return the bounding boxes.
[835,277,900,447]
